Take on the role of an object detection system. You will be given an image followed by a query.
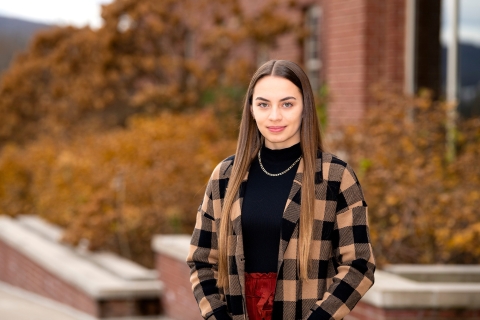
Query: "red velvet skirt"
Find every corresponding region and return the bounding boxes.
[245,272,277,320]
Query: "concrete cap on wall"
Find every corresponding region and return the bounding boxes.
[151,235,191,262]
[363,269,480,309]
[0,216,162,299]
[384,264,480,283]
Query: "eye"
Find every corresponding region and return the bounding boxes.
[257,102,268,108]
[283,102,293,108]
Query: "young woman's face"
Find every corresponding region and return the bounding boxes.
[251,76,303,150]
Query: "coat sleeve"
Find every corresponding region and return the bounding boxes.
[307,164,376,320]
[186,162,232,320]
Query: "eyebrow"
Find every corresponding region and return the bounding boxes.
[255,96,297,102]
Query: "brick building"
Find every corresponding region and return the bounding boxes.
[242,0,449,127]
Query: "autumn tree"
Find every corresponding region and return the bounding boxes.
[0,110,237,266]
[0,0,301,266]
[0,0,294,146]
[333,88,480,266]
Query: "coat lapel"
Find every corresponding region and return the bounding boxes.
[276,159,304,272]
[276,152,323,273]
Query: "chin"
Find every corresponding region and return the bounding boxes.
[264,136,295,147]
[264,135,286,144]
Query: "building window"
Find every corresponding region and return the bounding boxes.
[408,0,442,98]
[304,5,322,92]
[441,0,480,117]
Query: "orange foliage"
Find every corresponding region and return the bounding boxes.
[0,0,295,146]
[0,110,235,266]
[0,0,301,267]
[333,89,480,266]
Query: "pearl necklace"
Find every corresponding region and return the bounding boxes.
[257,149,302,177]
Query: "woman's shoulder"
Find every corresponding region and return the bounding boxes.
[209,154,236,180]
[317,150,348,167]
[317,151,360,182]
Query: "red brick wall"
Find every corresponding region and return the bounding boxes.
[241,0,315,65]
[323,0,406,127]
[323,0,369,127]
[365,0,406,96]
[0,239,99,316]
[268,32,303,64]
[347,300,480,320]
[156,252,203,320]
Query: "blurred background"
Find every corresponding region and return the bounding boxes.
[0,0,479,319]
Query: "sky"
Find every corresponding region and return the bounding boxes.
[0,0,114,29]
[441,0,480,46]
[0,0,479,45]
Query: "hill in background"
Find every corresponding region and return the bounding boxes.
[0,15,52,75]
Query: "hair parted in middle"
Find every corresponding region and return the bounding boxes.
[217,60,324,288]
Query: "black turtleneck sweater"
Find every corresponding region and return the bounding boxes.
[241,142,302,273]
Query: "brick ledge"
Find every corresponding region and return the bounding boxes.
[0,216,162,299]
[151,235,191,262]
[363,269,480,309]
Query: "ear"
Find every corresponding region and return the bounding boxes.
[250,105,255,119]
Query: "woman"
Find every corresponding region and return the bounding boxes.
[187,60,375,320]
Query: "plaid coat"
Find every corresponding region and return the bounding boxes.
[187,151,375,320]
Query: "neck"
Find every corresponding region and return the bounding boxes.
[261,142,302,163]
[264,138,301,150]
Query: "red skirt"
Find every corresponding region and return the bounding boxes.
[245,272,277,320]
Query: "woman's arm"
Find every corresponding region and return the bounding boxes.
[186,162,232,320]
[307,164,376,320]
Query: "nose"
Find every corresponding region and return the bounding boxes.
[268,105,282,121]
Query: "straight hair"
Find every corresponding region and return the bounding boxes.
[217,60,323,288]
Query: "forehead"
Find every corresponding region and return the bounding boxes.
[252,76,302,98]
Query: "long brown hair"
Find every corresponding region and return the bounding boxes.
[218,60,323,288]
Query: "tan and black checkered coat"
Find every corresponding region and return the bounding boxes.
[187,151,375,320]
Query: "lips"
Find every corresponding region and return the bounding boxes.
[267,126,286,132]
